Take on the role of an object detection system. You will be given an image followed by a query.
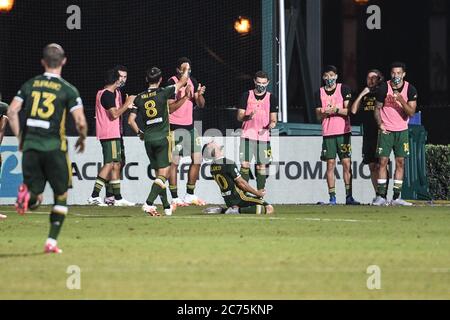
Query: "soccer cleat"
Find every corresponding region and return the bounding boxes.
[142,204,160,217]
[372,196,387,206]
[15,183,30,215]
[224,207,240,214]
[44,243,63,254]
[171,198,189,207]
[329,196,337,206]
[113,198,135,207]
[202,206,225,214]
[345,196,361,205]
[391,198,413,206]
[104,196,115,206]
[0,214,7,220]
[88,197,108,206]
[183,194,207,206]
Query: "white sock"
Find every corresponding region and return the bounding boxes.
[46,238,57,247]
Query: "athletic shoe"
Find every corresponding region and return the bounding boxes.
[329,196,337,206]
[372,196,387,206]
[224,207,240,214]
[183,194,207,206]
[171,198,189,207]
[142,204,160,216]
[202,206,224,214]
[346,196,361,205]
[163,204,177,216]
[391,198,413,206]
[87,197,108,206]
[113,198,135,207]
[0,214,7,220]
[15,183,30,215]
[104,196,115,206]
[44,240,63,254]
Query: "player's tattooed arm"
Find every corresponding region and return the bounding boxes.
[351,87,370,115]
[235,176,265,198]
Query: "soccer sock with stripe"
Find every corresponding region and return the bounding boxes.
[48,194,67,241]
[329,187,336,199]
[110,180,122,200]
[345,183,352,198]
[256,168,267,190]
[393,180,403,200]
[377,179,387,198]
[240,167,250,182]
[239,205,266,214]
[146,176,165,206]
[105,182,114,198]
[91,176,107,198]
[169,185,178,199]
[186,183,195,195]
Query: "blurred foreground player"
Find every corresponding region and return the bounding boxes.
[0,100,8,220]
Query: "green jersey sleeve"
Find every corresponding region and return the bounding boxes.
[15,80,31,102]
[228,162,241,180]
[162,85,176,99]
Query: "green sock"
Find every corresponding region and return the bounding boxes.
[329,187,336,198]
[377,179,387,198]
[29,192,40,210]
[48,194,68,240]
[345,184,352,198]
[159,188,170,209]
[393,180,403,200]
[186,183,195,195]
[91,176,107,198]
[169,185,178,198]
[256,169,267,190]
[110,180,122,200]
[239,205,266,214]
[240,167,250,182]
[147,176,166,206]
[105,182,114,198]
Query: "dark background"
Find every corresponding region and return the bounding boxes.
[0,0,449,143]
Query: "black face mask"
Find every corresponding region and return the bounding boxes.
[255,84,268,94]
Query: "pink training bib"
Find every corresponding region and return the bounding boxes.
[380,80,410,132]
[241,90,271,142]
[95,89,121,140]
[168,76,194,126]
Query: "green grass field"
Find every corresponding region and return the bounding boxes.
[0,204,449,300]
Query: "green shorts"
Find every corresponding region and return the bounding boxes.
[173,127,202,157]
[145,136,173,170]
[100,139,122,164]
[239,138,272,164]
[321,133,352,161]
[22,149,72,196]
[362,136,378,164]
[376,129,409,158]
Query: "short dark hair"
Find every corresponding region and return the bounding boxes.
[254,70,269,80]
[43,43,65,68]
[145,67,162,85]
[105,68,120,85]
[202,143,215,160]
[368,69,384,82]
[322,65,338,75]
[177,57,192,69]
[390,61,406,72]
[114,65,128,73]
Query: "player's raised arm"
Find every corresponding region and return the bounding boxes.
[351,87,371,115]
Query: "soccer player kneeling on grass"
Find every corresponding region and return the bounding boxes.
[202,141,274,215]
[128,66,191,216]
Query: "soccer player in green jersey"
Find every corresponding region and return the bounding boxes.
[202,141,274,215]
[7,43,88,253]
[128,66,190,216]
[0,100,8,220]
